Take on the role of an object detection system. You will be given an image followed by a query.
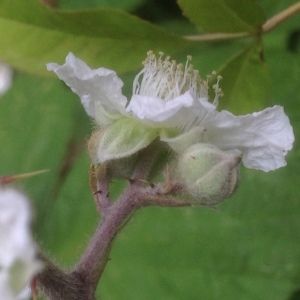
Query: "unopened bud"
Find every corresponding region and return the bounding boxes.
[178,143,241,205]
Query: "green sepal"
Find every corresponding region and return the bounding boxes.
[96,118,158,163]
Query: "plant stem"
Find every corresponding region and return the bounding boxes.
[184,2,300,42]
[262,2,300,33]
[72,186,139,290]
[36,148,198,299]
[37,254,93,300]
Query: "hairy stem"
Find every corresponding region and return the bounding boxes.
[36,254,94,300]
[72,180,196,290]
[73,187,139,289]
[36,148,197,299]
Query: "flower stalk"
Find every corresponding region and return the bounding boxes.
[37,148,196,300]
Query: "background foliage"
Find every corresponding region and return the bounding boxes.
[0,0,299,299]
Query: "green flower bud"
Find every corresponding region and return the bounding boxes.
[178,143,241,205]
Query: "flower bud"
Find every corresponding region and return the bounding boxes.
[178,143,241,205]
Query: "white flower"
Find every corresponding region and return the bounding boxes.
[47,52,294,171]
[0,62,13,97]
[0,188,42,300]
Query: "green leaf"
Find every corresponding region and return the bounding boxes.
[178,0,266,33]
[217,42,269,114]
[0,72,94,256]
[99,142,299,300]
[59,0,143,11]
[257,0,299,19]
[42,152,98,264]
[0,0,189,76]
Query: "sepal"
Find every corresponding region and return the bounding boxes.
[89,118,158,163]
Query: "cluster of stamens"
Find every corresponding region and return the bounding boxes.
[133,51,223,104]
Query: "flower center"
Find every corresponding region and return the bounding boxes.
[132,51,222,104]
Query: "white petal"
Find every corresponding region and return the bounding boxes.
[127,92,216,130]
[0,189,42,299]
[203,106,294,171]
[47,53,127,126]
[0,62,13,97]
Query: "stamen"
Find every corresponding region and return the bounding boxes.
[213,75,223,106]
[133,51,223,104]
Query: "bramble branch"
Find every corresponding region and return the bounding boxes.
[184,2,300,42]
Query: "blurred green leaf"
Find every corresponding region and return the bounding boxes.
[217,41,269,114]
[258,0,300,18]
[0,0,189,76]
[58,0,143,11]
[43,152,98,264]
[178,0,266,33]
[98,199,297,299]
[0,72,97,260]
[0,73,80,177]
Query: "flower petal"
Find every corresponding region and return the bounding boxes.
[47,53,127,126]
[0,62,13,97]
[203,106,294,171]
[127,91,216,130]
[0,188,42,299]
